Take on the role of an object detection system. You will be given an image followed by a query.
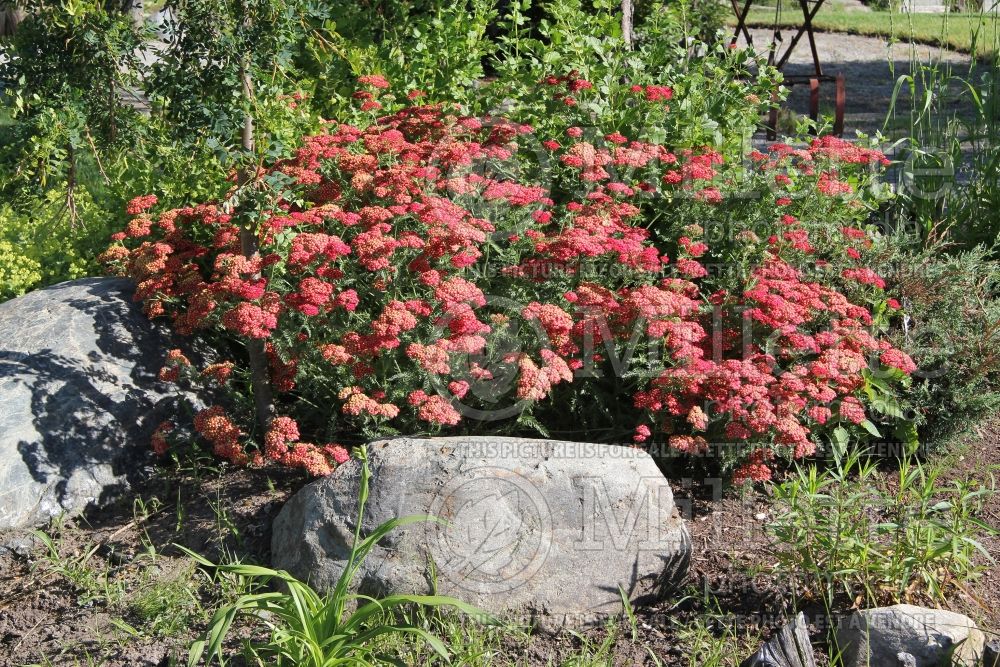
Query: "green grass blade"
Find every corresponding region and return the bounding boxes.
[345,593,496,632]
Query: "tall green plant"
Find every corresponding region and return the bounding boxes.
[881,11,1000,444]
[182,446,494,666]
[886,6,1000,247]
[768,446,994,608]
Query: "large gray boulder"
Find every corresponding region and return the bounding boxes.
[835,605,984,667]
[0,278,188,531]
[271,436,690,631]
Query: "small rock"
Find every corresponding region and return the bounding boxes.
[272,436,691,632]
[835,605,984,667]
[984,639,999,667]
[740,612,816,667]
[0,531,39,557]
[96,541,135,566]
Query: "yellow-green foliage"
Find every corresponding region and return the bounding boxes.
[0,191,116,302]
[0,238,43,300]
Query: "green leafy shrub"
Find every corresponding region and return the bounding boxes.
[879,241,1000,444]
[0,192,117,301]
[306,0,775,154]
[0,236,42,300]
[476,0,776,153]
[0,0,146,201]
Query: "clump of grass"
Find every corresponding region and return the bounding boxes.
[33,530,129,608]
[181,445,497,666]
[673,612,763,667]
[126,565,203,638]
[767,446,995,608]
[377,607,528,666]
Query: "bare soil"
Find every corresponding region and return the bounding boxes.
[0,465,304,666]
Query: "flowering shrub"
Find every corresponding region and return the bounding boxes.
[309,1,778,157]
[103,81,916,482]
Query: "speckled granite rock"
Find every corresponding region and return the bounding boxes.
[272,436,691,631]
[836,605,984,667]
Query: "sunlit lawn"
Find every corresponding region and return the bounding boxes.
[727,4,1000,58]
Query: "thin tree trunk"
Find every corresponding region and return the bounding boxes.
[241,67,255,154]
[238,60,274,435]
[0,5,24,38]
[621,0,634,50]
[66,143,78,224]
[108,69,117,143]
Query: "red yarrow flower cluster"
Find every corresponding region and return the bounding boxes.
[105,86,912,482]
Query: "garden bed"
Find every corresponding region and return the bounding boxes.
[1,418,996,666]
[2,1,999,664]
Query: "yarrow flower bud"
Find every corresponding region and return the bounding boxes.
[126,194,158,215]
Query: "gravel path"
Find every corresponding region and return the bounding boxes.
[736,29,974,137]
